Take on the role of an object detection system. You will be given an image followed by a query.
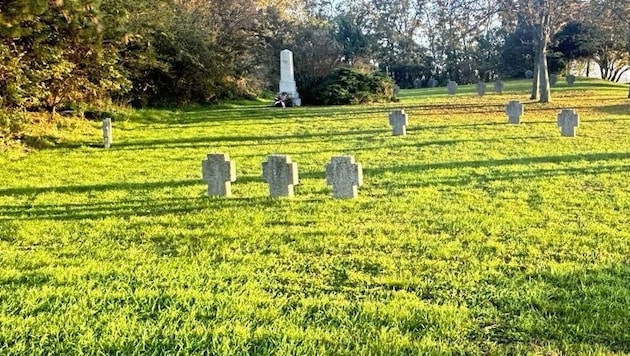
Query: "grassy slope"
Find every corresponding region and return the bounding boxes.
[1,79,629,354]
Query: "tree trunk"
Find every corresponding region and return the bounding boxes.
[586,58,590,78]
[531,53,539,100]
[538,24,551,103]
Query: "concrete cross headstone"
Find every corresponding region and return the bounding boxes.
[279,49,301,106]
[202,153,236,197]
[566,75,576,86]
[326,156,363,199]
[447,80,458,95]
[262,155,299,197]
[388,109,408,136]
[525,70,533,79]
[549,74,558,86]
[476,81,487,96]
[557,109,579,137]
[506,100,524,125]
[102,117,112,149]
[494,80,504,94]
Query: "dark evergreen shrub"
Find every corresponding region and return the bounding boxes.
[310,68,394,105]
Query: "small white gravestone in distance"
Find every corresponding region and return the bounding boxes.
[557,109,579,137]
[388,109,408,136]
[102,117,112,149]
[525,70,533,79]
[202,153,236,197]
[279,49,301,106]
[494,80,504,94]
[447,80,458,95]
[566,75,576,86]
[476,81,487,96]
[549,74,558,86]
[506,100,523,124]
[326,156,363,199]
[262,155,299,197]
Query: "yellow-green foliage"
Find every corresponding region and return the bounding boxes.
[0,79,629,354]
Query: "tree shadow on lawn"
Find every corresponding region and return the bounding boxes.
[365,152,630,189]
[0,193,309,221]
[486,264,630,352]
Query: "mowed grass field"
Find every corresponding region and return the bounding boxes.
[1,79,629,354]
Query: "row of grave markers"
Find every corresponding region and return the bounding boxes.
[388,104,580,137]
[447,75,576,97]
[202,154,363,199]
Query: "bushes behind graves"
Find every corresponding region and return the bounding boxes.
[310,68,395,105]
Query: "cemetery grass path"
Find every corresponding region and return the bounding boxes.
[1,79,629,354]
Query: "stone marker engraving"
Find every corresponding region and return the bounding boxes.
[549,74,558,86]
[506,100,524,124]
[476,81,487,96]
[388,109,408,136]
[202,153,236,197]
[279,49,301,106]
[326,156,363,199]
[525,70,533,79]
[566,74,576,86]
[557,109,579,137]
[447,80,458,95]
[494,80,504,94]
[102,117,112,149]
[262,155,299,197]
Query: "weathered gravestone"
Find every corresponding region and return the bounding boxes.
[201,153,236,197]
[326,156,363,199]
[566,74,576,86]
[279,49,301,106]
[447,80,458,95]
[262,155,299,197]
[557,109,579,137]
[413,77,422,89]
[476,81,487,96]
[549,74,558,86]
[102,117,112,149]
[428,77,438,88]
[505,100,524,124]
[393,85,401,96]
[388,109,409,136]
[525,70,533,79]
[494,80,504,94]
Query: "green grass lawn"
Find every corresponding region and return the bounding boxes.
[1,79,629,354]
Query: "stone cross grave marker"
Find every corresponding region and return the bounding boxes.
[326,156,363,199]
[202,153,236,197]
[447,80,458,95]
[262,155,299,197]
[279,49,301,106]
[102,117,112,149]
[549,74,558,86]
[566,75,576,86]
[476,81,487,96]
[388,109,408,136]
[494,80,504,94]
[557,109,579,137]
[506,100,523,124]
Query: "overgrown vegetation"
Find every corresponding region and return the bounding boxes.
[311,68,395,105]
[0,80,629,354]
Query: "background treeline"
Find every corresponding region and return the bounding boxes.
[1,0,629,115]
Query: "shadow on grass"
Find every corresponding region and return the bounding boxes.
[0,194,317,221]
[364,151,630,177]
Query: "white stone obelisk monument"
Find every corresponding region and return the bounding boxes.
[279,49,301,106]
